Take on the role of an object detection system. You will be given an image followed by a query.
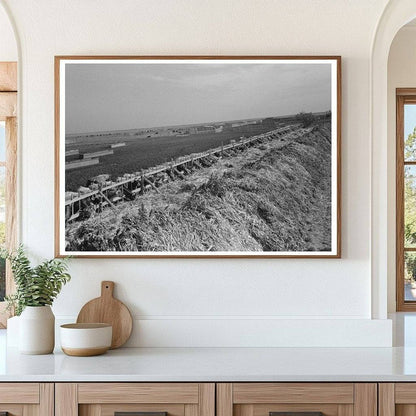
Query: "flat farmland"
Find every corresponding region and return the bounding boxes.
[65,124,278,191]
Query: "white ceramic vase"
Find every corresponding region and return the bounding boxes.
[19,306,55,354]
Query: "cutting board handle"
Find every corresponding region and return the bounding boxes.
[101,281,115,298]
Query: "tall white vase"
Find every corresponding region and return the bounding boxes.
[19,306,55,354]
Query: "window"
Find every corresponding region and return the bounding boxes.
[396,89,416,310]
[0,62,17,327]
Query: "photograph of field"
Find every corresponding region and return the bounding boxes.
[56,57,340,257]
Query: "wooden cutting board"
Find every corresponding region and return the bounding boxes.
[76,281,133,349]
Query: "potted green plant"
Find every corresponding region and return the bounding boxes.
[1,246,71,354]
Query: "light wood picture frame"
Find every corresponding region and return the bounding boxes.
[55,56,341,258]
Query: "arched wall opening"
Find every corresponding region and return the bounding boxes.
[387,19,416,313]
[371,0,416,319]
[0,0,21,328]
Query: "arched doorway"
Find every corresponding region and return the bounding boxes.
[0,0,18,327]
[371,0,416,319]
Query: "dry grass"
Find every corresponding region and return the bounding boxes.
[66,123,332,252]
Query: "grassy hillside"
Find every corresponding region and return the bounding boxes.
[66,123,332,252]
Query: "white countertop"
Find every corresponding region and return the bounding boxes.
[1,328,416,382]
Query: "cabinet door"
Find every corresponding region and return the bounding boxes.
[379,383,416,416]
[0,383,53,416]
[217,383,377,416]
[56,383,215,416]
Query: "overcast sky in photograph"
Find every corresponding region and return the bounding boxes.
[65,62,332,135]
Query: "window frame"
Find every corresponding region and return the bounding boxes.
[396,88,416,311]
[0,62,17,327]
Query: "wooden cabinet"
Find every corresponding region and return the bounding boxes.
[0,381,390,416]
[55,383,215,416]
[216,383,377,416]
[0,383,53,416]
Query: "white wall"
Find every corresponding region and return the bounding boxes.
[0,4,17,61]
[0,0,393,346]
[387,25,416,313]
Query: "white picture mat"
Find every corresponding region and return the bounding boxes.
[58,58,339,257]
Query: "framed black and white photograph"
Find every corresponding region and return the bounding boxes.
[55,56,341,258]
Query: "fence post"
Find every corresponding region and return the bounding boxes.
[141,169,144,195]
[99,184,103,211]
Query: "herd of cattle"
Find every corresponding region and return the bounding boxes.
[65,169,174,221]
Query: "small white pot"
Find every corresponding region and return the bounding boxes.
[19,306,55,355]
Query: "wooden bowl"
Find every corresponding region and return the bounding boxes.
[60,323,112,356]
